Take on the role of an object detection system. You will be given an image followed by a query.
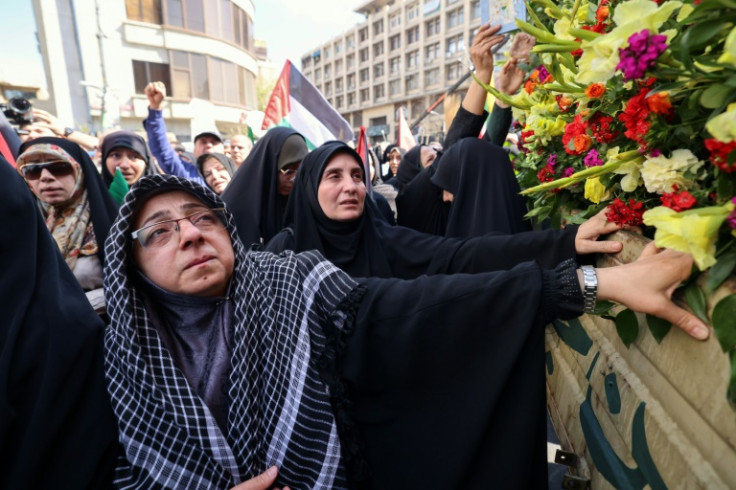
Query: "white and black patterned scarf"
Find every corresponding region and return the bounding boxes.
[103,175,365,489]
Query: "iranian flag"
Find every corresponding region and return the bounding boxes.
[262,60,354,149]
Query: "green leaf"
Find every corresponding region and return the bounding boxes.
[705,250,736,295]
[524,205,552,218]
[713,294,736,352]
[681,19,730,48]
[728,350,736,406]
[717,172,736,201]
[615,308,640,348]
[592,300,616,316]
[700,83,732,109]
[646,314,672,344]
[686,282,710,323]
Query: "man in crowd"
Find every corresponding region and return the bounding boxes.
[229,133,253,167]
[143,81,223,184]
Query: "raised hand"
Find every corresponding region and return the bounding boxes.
[145,81,167,111]
[470,23,506,84]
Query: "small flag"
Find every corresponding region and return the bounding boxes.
[247,125,255,144]
[397,106,417,150]
[355,126,372,193]
[108,168,129,205]
[262,60,354,149]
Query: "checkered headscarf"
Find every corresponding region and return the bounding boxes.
[103,175,363,489]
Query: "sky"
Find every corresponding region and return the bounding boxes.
[0,0,367,90]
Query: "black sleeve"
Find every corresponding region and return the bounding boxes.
[339,259,582,488]
[382,221,579,278]
[482,104,513,147]
[264,228,294,253]
[443,105,487,150]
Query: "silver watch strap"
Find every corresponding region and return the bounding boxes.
[581,265,598,314]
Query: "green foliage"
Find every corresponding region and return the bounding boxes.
[646,314,672,344]
[615,308,640,348]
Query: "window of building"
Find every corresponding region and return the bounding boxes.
[336,95,343,108]
[389,79,400,95]
[231,6,255,51]
[425,42,440,62]
[374,83,385,101]
[447,7,464,28]
[360,68,370,83]
[373,41,385,57]
[389,56,401,74]
[189,53,209,99]
[126,0,162,24]
[348,92,356,106]
[406,50,419,68]
[360,88,370,103]
[324,64,331,78]
[324,47,331,59]
[390,12,401,29]
[425,17,440,37]
[359,27,369,43]
[374,62,385,78]
[314,68,321,82]
[389,34,401,51]
[446,61,463,81]
[133,60,170,94]
[405,74,418,92]
[406,26,419,44]
[373,19,384,36]
[360,47,369,63]
[336,78,344,93]
[347,54,355,69]
[347,36,355,49]
[406,2,419,21]
[354,112,363,127]
[335,41,343,54]
[424,67,440,86]
[471,0,481,19]
[347,73,356,90]
[446,34,464,57]
[335,59,343,74]
[209,56,239,104]
[325,81,332,97]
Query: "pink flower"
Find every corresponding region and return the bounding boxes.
[547,154,558,169]
[562,167,575,177]
[583,149,604,167]
[617,30,668,80]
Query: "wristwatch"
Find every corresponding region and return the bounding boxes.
[64,127,75,137]
[581,265,598,314]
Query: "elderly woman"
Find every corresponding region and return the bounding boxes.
[196,152,236,194]
[104,174,707,489]
[17,137,118,314]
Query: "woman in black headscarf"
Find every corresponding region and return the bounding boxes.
[16,137,118,314]
[222,127,308,247]
[431,137,532,237]
[100,130,157,190]
[0,153,118,487]
[266,141,620,279]
[196,152,237,195]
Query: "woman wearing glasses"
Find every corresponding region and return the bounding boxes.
[16,137,118,315]
[222,127,309,247]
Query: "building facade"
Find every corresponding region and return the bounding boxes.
[300,0,484,146]
[31,0,260,142]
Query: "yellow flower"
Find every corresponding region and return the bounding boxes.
[706,103,736,142]
[643,203,735,270]
[584,177,611,204]
[554,18,577,41]
[717,26,736,68]
[575,0,683,84]
[640,149,703,194]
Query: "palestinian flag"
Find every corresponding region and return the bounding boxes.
[263,60,353,149]
[354,125,372,193]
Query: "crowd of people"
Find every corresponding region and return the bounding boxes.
[1,22,712,490]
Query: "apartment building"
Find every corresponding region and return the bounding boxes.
[300,0,484,146]
[31,0,260,142]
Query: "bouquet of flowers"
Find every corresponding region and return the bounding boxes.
[480,0,736,401]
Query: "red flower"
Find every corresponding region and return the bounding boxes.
[589,112,619,144]
[704,138,736,173]
[619,86,652,147]
[537,166,556,183]
[660,186,697,211]
[605,198,645,226]
[562,115,589,155]
[596,5,610,23]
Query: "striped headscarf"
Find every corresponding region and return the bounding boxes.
[103,174,365,488]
